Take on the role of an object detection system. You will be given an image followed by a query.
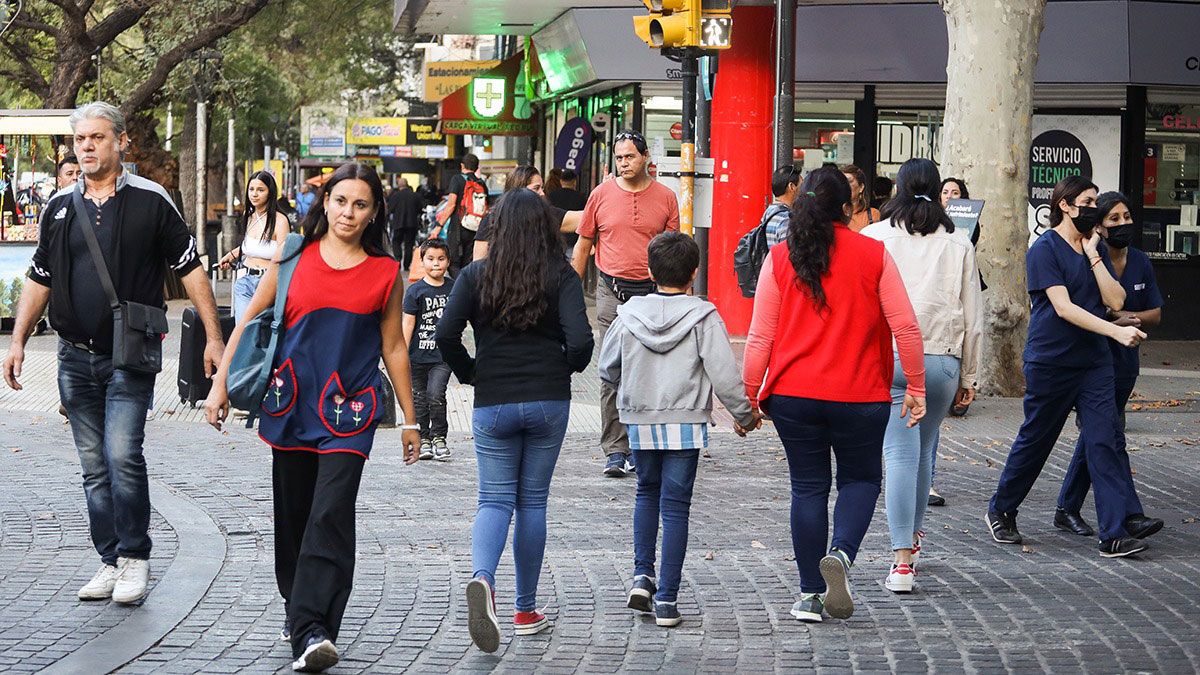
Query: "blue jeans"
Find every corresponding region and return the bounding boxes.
[632,448,700,603]
[1058,378,1143,516]
[232,272,262,325]
[883,355,960,551]
[767,394,889,594]
[991,363,1135,541]
[57,340,156,565]
[471,400,570,612]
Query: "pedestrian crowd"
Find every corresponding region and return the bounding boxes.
[0,103,1165,673]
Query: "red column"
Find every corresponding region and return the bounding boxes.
[708,4,778,335]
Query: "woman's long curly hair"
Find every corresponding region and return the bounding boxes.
[787,166,851,312]
[478,189,565,332]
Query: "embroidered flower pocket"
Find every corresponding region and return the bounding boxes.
[261,359,298,416]
[319,372,377,437]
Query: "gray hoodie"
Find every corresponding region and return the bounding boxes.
[598,294,755,427]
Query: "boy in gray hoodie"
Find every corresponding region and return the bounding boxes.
[598,232,761,627]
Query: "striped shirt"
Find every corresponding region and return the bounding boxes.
[626,423,709,451]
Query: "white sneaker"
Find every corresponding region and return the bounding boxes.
[112,557,150,604]
[77,563,120,600]
[885,563,915,593]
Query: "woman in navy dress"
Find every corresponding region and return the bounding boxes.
[1055,191,1164,539]
[985,176,1150,559]
[206,162,421,673]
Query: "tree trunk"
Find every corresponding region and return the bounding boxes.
[178,100,198,230]
[939,0,1046,396]
[125,111,179,192]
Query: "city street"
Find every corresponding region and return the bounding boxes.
[3,324,1200,673]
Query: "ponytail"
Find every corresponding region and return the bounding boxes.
[787,166,852,312]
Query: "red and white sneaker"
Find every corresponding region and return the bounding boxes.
[911,530,925,568]
[514,610,551,636]
[885,563,915,593]
[466,576,501,653]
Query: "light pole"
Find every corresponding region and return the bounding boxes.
[192,50,222,266]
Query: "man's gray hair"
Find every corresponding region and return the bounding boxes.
[69,102,126,137]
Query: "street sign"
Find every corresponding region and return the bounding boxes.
[669,122,683,140]
[699,16,731,48]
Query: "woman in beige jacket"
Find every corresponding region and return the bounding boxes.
[861,158,983,594]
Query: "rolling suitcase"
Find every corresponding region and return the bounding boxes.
[179,266,236,407]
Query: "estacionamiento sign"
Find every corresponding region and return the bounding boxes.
[424,60,500,103]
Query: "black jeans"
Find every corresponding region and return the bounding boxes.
[411,361,451,438]
[273,449,365,656]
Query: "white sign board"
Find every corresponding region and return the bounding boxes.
[1027,114,1122,245]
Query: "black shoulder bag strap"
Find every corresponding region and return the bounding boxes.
[71,189,120,312]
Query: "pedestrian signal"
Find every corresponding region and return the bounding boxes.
[632,0,733,50]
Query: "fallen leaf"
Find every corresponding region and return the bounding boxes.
[1130,468,1138,475]
[1021,545,1035,554]
[9,447,19,453]
[985,458,995,468]
[704,551,714,561]
[1182,517,1198,524]
[703,451,712,459]
[751,540,767,549]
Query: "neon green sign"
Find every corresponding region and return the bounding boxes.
[471,77,507,118]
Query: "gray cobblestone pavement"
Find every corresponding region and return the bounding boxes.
[1,392,1199,673]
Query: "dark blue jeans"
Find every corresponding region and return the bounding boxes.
[632,448,700,603]
[991,362,1135,541]
[1058,378,1143,517]
[471,400,570,612]
[767,395,888,594]
[57,340,156,565]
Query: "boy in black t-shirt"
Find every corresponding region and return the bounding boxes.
[403,239,455,460]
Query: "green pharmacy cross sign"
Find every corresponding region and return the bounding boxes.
[471,77,507,119]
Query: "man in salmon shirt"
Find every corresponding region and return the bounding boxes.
[572,130,680,478]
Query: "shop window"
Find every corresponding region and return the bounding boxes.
[792,100,855,169]
[1145,104,1200,255]
[876,110,943,178]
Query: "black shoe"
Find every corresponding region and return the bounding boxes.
[291,629,338,672]
[627,575,656,614]
[603,453,628,478]
[927,489,946,507]
[1099,537,1149,558]
[985,511,1022,544]
[948,402,969,417]
[1124,514,1164,540]
[654,600,682,627]
[280,603,294,642]
[1054,508,1096,537]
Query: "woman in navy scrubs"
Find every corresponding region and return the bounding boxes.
[985,176,1150,558]
[1054,192,1164,539]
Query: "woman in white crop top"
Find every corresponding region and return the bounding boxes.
[219,171,290,323]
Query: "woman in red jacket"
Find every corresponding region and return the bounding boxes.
[743,167,927,623]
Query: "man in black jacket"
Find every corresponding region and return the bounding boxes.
[2,102,225,606]
[388,177,423,268]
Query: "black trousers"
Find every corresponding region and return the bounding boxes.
[273,449,365,656]
[393,227,418,269]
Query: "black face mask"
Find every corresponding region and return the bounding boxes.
[1072,205,1101,234]
[1106,224,1135,249]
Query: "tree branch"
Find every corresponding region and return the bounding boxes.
[119,0,272,116]
[11,17,59,36]
[44,0,85,26]
[0,37,50,97]
[86,0,156,48]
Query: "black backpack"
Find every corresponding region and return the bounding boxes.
[734,204,788,298]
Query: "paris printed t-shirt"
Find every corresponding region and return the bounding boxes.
[404,277,454,364]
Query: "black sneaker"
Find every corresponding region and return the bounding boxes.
[627,575,656,614]
[291,630,338,672]
[1054,508,1096,537]
[985,511,1022,544]
[1124,514,1164,540]
[1099,537,1149,558]
[654,600,682,627]
[280,604,294,642]
[604,453,628,477]
[927,489,946,507]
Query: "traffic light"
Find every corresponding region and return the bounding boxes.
[632,0,733,50]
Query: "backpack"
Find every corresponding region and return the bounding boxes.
[733,204,787,298]
[458,178,488,232]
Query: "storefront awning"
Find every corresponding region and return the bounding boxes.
[0,110,74,136]
[439,53,537,136]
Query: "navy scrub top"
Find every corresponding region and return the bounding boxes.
[1024,230,1114,369]
[1110,247,1163,382]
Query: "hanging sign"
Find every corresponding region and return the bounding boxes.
[554,118,593,171]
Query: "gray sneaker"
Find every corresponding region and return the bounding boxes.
[819,549,854,619]
[790,593,824,623]
[433,437,451,461]
[418,439,434,460]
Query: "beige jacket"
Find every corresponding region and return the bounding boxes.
[860,219,983,389]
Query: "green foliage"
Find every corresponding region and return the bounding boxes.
[2,277,21,319]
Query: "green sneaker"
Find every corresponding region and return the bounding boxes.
[790,593,824,623]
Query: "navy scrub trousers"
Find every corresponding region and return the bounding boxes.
[989,361,1135,542]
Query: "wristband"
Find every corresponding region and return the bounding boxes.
[1090,258,1102,269]
[400,424,420,431]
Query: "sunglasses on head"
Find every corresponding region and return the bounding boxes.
[614,131,646,143]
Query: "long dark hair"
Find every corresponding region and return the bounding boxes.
[840,164,872,214]
[479,189,564,332]
[881,158,955,236]
[504,165,541,192]
[941,176,969,200]
[298,162,390,258]
[241,170,280,242]
[787,166,851,311]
